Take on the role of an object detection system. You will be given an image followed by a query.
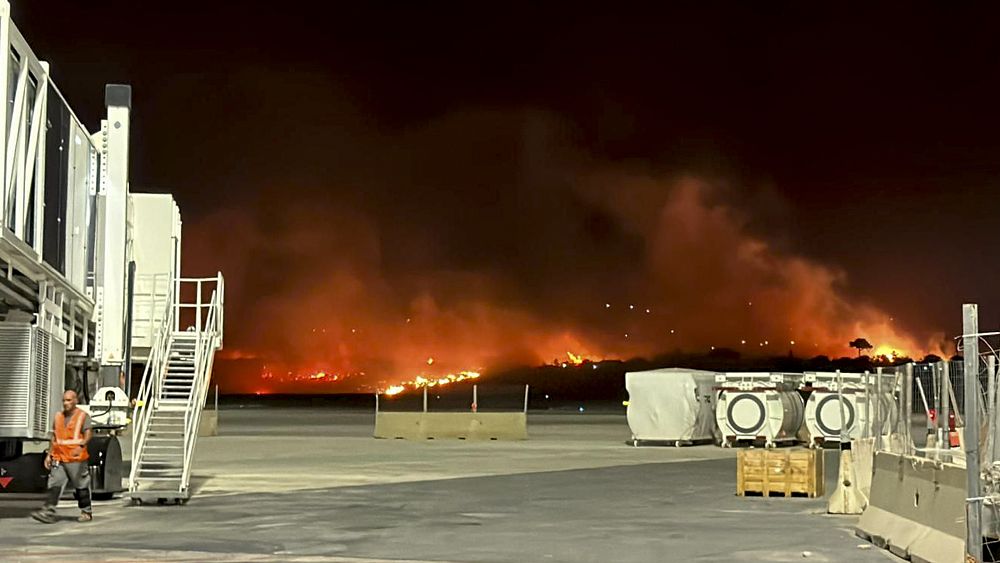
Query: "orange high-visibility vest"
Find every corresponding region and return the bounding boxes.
[51,409,89,463]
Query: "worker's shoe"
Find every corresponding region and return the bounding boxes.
[77,512,93,523]
[30,509,56,524]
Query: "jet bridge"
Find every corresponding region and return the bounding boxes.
[0,1,224,501]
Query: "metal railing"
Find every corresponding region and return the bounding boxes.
[128,272,224,496]
[180,274,224,489]
[173,275,225,344]
[128,281,176,490]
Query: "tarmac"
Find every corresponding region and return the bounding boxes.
[0,408,898,562]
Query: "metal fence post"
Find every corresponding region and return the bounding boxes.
[875,367,883,450]
[423,386,428,413]
[963,303,983,562]
[905,363,914,455]
[863,370,872,439]
[523,385,529,414]
[990,355,998,463]
[942,361,952,453]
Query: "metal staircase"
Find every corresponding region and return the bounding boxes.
[128,274,224,503]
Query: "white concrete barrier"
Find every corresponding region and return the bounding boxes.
[855,451,966,563]
[198,410,218,437]
[374,412,527,440]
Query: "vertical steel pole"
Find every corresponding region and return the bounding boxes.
[875,367,883,450]
[905,363,914,455]
[990,355,999,463]
[423,386,428,413]
[863,370,872,439]
[374,392,379,414]
[943,361,952,452]
[214,384,218,412]
[836,370,848,444]
[964,303,983,562]
[472,384,477,413]
[524,384,530,414]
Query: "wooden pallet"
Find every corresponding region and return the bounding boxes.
[736,448,824,498]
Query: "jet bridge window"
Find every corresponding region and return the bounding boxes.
[6,47,19,144]
[23,72,37,247]
[43,83,70,273]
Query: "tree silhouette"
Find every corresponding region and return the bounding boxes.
[849,338,873,357]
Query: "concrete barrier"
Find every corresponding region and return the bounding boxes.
[853,437,875,500]
[199,410,218,437]
[855,451,966,563]
[374,412,527,440]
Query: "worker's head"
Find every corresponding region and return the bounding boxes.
[62,390,78,413]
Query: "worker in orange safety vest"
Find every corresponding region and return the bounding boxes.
[31,390,93,524]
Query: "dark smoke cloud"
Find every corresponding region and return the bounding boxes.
[181,80,942,392]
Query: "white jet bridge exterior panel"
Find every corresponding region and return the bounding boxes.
[625,368,718,445]
[129,193,181,354]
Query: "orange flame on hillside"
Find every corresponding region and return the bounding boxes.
[381,370,481,397]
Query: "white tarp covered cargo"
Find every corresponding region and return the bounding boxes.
[625,368,719,445]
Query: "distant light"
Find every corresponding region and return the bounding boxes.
[578,406,585,413]
[748,302,752,307]
[711,346,715,350]
[406,318,411,323]
[592,364,598,370]
[629,304,634,310]
[670,329,675,334]
[759,343,763,347]
[605,303,611,308]
[741,340,746,345]
[561,363,568,368]
[624,333,629,339]
[790,340,796,345]
[764,340,769,345]
[351,329,357,334]
[645,308,651,314]
[544,394,550,400]
[427,357,434,365]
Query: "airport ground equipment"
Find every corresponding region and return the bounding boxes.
[625,368,718,446]
[715,372,805,448]
[0,3,223,503]
[802,371,898,446]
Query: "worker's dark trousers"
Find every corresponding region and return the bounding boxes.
[42,461,92,514]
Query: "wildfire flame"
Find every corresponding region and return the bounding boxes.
[559,351,601,367]
[873,344,904,359]
[381,370,481,396]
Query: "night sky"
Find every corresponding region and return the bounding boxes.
[16,2,1000,390]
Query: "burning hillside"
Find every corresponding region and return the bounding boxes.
[189,112,942,394]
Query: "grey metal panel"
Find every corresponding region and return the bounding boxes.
[45,327,65,433]
[0,323,66,439]
[0,322,34,436]
[30,325,50,436]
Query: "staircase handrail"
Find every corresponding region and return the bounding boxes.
[180,273,224,489]
[129,282,175,490]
